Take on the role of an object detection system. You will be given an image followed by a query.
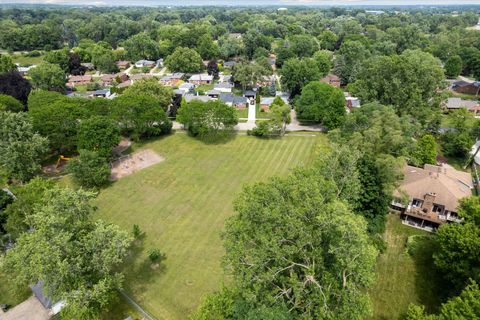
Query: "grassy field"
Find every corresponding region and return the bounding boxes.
[10,54,45,66]
[369,214,442,320]
[95,132,324,319]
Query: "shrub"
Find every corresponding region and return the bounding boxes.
[148,248,165,264]
[67,150,110,188]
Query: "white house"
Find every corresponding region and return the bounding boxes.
[135,60,155,68]
[189,74,214,85]
[214,82,233,93]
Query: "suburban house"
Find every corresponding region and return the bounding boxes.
[320,74,341,88]
[344,93,361,112]
[176,82,195,95]
[116,60,131,70]
[390,164,473,232]
[66,75,92,88]
[1,281,65,320]
[189,74,214,85]
[256,75,275,87]
[91,89,111,98]
[260,97,275,112]
[206,89,221,98]
[134,60,155,68]
[101,73,129,86]
[223,61,237,68]
[130,73,153,82]
[220,75,233,83]
[219,93,248,109]
[159,73,184,86]
[243,90,256,99]
[16,65,36,76]
[117,80,132,89]
[80,62,94,70]
[452,80,480,95]
[214,82,233,93]
[442,97,480,115]
[185,94,212,103]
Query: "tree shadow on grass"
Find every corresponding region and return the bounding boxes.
[119,237,167,295]
[411,236,447,314]
[196,130,238,145]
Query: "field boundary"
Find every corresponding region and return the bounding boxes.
[118,289,158,320]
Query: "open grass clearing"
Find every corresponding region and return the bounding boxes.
[9,54,45,66]
[94,132,325,319]
[369,214,443,320]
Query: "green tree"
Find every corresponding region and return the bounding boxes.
[233,62,270,90]
[113,94,172,140]
[334,40,370,85]
[44,49,70,72]
[67,150,110,188]
[221,170,377,319]
[0,94,23,112]
[289,34,318,58]
[280,58,320,97]
[0,111,48,182]
[434,197,480,290]
[123,78,172,111]
[318,30,338,51]
[271,102,291,135]
[444,55,463,79]
[29,62,66,92]
[243,29,271,59]
[406,281,480,320]
[164,47,203,73]
[124,33,160,61]
[441,109,477,159]
[177,100,238,139]
[94,52,119,74]
[218,35,244,60]
[414,134,438,166]
[4,177,54,239]
[2,187,132,320]
[313,50,333,77]
[0,54,17,74]
[197,34,219,60]
[295,81,346,129]
[350,50,445,116]
[77,116,120,159]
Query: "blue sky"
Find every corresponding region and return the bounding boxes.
[2,0,480,5]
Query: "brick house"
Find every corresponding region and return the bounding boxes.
[159,73,184,87]
[390,164,473,232]
[66,75,92,88]
[101,73,129,86]
[188,74,214,85]
[452,80,480,95]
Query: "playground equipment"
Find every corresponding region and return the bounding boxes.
[55,155,72,168]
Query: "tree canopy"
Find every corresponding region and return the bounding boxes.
[0,111,48,182]
[177,100,238,139]
[2,187,132,319]
[216,168,377,319]
[295,81,346,129]
[164,47,204,73]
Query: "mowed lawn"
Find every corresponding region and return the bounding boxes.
[369,214,442,320]
[95,133,324,319]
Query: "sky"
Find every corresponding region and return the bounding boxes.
[2,0,480,5]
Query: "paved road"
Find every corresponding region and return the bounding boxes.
[172,120,325,133]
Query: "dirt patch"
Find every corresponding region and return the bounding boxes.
[110,149,164,180]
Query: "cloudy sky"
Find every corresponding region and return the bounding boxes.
[2,0,480,5]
